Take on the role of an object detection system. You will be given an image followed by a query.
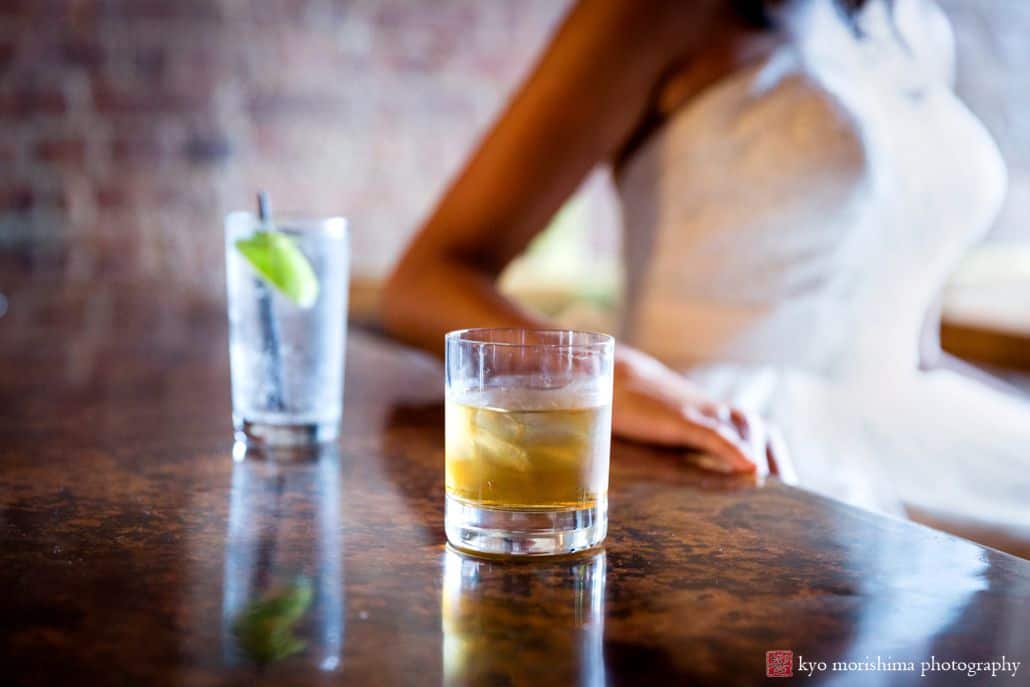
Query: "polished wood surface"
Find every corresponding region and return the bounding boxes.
[1,285,1028,687]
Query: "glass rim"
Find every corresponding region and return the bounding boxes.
[445,327,614,351]
[225,211,348,236]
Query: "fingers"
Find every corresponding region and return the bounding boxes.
[766,425,797,484]
[611,366,788,478]
[682,404,757,474]
[729,407,750,439]
[766,443,780,476]
[685,404,788,479]
[727,407,792,481]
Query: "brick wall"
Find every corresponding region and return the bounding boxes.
[0,1,1026,301]
[0,0,571,298]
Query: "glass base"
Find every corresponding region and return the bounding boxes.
[445,495,607,557]
[233,417,339,460]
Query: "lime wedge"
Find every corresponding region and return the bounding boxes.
[236,230,319,308]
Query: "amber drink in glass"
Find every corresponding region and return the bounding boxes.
[444,329,614,556]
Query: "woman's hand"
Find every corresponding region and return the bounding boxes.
[613,346,785,476]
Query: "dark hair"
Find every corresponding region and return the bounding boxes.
[731,0,871,31]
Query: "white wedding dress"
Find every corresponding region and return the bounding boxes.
[617,0,1030,544]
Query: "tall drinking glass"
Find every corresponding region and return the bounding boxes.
[225,212,349,451]
[444,328,614,556]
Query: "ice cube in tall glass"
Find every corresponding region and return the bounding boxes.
[225,213,349,449]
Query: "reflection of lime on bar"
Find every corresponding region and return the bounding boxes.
[232,575,313,665]
[236,229,320,308]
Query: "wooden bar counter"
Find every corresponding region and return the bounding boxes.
[1,286,1028,686]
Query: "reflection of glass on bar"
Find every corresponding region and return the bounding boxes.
[444,329,614,556]
[221,446,343,672]
[442,548,606,687]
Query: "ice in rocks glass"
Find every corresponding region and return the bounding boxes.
[444,329,614,556]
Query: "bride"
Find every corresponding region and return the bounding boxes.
[381,0,1030,552]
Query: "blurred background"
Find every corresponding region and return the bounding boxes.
[0,0,1027,366]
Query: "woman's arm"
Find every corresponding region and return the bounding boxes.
[383,0,700,352]
[383,0,773,474]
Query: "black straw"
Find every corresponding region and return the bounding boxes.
[257,192,271,225]
[256,191,285,411]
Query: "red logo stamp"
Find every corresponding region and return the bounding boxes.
[766,650,794,678]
